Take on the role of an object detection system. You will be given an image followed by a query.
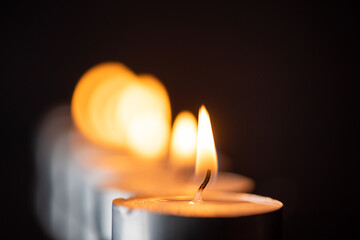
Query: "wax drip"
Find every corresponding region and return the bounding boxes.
[192,169,211,203]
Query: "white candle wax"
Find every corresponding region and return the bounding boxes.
[112,191,283,240]
[34,105,73,239]
[66,129,139,240]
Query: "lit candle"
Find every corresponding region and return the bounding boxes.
[34,62,174,240]
[65,62,141,239]
[97,108,253,239]
[112,106,283,240]
[68,62,173,240]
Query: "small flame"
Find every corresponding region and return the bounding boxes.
[195,105,218,186]
[169,111,197,167]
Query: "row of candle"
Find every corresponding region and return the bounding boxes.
[34,62,280,240]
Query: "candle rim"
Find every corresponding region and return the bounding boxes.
[113,192,283,218]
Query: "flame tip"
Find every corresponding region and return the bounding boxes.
[199,105,209,114]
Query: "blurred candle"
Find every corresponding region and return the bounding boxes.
[34,105,73,238]
[69,63,172,239]
[67,130,158,240]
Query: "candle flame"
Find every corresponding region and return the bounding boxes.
[195,105,218,186]
[71,62,171,161]
[71,62,136,148]
[169,111,197,167]
[116,74,171,160]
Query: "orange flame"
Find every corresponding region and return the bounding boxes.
[71,62,171,161]
[71,62,136,148]
[195,105,218,186]
[169,111,197,167]
[116,74,171,160]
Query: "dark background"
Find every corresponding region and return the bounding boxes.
[1,1,358,239]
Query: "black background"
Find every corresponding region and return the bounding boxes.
[1,1,358,239]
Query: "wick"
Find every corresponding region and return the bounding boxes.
[191,169,211,203]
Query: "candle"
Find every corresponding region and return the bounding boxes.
[67,62,173,239]
[68,130,147,240]
[36,62,258,240]
[95,109,254,239]
[34,62,174,239]
[95,109,253,240]
[94,167,254,240]
[112,106,283,240]
[34,105,73,238]
[35,106,110,239]
[35,62,138,239]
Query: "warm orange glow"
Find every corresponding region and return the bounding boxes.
[195,105,218,186]
[72,62,171,161]
[71,62,136,148]
[116,74,171,160]
[169,111,197,167]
